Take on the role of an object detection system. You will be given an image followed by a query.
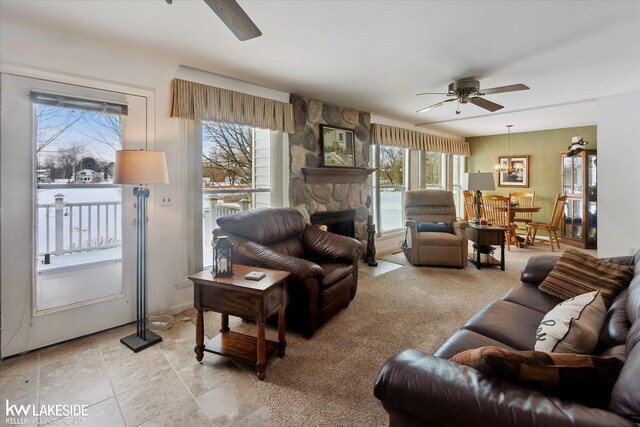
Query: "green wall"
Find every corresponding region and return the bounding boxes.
[467,125,597,226]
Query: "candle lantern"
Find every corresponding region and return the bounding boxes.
[213,236,233,277]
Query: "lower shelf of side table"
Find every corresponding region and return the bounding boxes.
[468,252,502,268]
[204,331,278,365]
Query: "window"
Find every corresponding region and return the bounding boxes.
[33,101,124,311]
[421,151,444,188]
[372,144,407,232]
[200,121,283,266]
[370,145,466,236]
[421,152,465,216]
[452,155,465,218]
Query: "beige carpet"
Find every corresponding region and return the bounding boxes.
[188,244,592,426]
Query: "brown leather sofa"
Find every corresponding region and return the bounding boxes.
[403,190,468,267]
[374,251,640,426]
[214,207,362,338]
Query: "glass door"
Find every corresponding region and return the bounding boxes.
[34,102,124,312]
[1,74,147,357]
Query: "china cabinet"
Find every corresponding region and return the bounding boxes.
[560,150,597,249]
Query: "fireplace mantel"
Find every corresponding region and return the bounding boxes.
[301,167,375,184]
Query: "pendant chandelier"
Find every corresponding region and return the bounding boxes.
[495,124,524,176]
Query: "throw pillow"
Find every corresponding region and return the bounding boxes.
[417,222,450,233]
[539,248,634,307]
[450,346,624,407]
[535,291,606,354]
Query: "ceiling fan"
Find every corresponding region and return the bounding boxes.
[166,0,262,41]
[416,78,529,114]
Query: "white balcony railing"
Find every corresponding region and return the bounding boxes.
[37,193,121,256]
[201,188,270,266]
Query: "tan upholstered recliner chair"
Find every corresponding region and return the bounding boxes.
[403,190,468,267]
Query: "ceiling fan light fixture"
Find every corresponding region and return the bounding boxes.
[416,78,529,115]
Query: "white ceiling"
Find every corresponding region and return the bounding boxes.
[2,0,639,137]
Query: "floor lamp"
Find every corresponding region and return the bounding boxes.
[464,171,496,223]
[114,150,169,352]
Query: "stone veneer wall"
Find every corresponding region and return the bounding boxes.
[289,94,371,244]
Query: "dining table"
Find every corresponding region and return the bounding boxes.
[497,204,541,247]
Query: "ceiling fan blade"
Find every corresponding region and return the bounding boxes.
[416,98,456,113]
[480,83,529,95]
[470,97,504,112]
[202,0,262,41]
[416,92,453,96]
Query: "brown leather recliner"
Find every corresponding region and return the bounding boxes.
[214,208,362,338]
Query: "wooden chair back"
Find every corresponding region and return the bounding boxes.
[482,195,511,228]
[548,193,569,230]
[510,191,535,221]
[463,190,476,221]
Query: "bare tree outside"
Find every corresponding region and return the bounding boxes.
[36,106,87,153]
[56,143,84,183]
[424,152,441,186]
[380,145,404,186]
[202,122,253,187]
[36,105,122,182]
[78,112,122,152]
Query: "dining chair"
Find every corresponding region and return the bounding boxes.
[525,193,568,252]
[482,195,518,251]
[463,190,477,221]
[509,191,535,228]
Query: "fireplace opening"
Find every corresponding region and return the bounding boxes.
[310,209,355,238]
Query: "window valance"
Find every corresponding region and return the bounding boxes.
[370,123,469,156]
[170,79,295,133]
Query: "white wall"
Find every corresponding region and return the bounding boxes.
[597,92,640,257]
[0,22,290,314]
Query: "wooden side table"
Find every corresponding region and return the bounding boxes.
[467,224,505,271]
[189,265,290,380]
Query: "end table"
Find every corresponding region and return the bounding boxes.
[189,265,290,380]
[467,223,505,270]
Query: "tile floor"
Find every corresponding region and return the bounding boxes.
[0,260,401,427]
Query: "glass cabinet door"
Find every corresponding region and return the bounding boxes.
[587,201,597,246]
[563,202,573,239]
[563,157,573,194]
[562,199,584,241]
[571,199,583,240]
[587,154,597,197]
[572,156,583,195]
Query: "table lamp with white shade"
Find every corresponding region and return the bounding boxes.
[113,150,169,352]
[464,171,496,223]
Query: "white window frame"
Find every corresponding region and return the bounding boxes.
[370,149,466,237]
[184,121,288,273]
[372,144,409,234]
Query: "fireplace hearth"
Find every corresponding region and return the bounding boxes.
[310,209,355,238]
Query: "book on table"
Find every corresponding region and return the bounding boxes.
[245,271,266,281]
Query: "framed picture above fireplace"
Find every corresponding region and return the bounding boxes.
[320,124,355,167]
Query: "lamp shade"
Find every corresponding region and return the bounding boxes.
[464,172,495,191]
[113,150,169,185]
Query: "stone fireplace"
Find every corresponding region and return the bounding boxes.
[289,94,372,245]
